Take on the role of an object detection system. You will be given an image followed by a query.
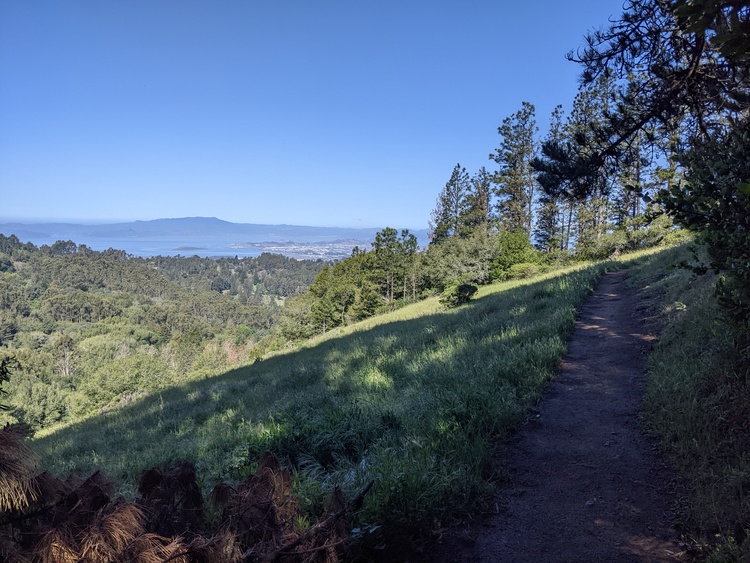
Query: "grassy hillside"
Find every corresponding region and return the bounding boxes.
[35,243,747,557]
[626,246,750,560]
[33,257,625,537]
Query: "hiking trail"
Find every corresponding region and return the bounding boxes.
[435,269,686,562]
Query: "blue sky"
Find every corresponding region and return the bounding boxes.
[1,1,624,230]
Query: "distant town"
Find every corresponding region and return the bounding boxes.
[228,239,370,260]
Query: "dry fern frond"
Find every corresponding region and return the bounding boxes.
[157,537,193,563]
[98,502,146,551]
[34,526,79,563]
[185,530,242,563]
[216,451,303,557]
[30,472,115,562]
[58,471,112,529]
[0,533,28,563]
[136,462,204,537]
[209,481,234,511]
[325,487,349,541]
[33,470,70,506]
[0,426,39,513]
[79,501,145,561]
[124,534,191,563]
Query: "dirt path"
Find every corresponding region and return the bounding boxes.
[438,270,686,562]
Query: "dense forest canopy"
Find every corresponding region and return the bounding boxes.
[0,234,326,430]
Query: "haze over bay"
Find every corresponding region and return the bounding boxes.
[0,217,430,259]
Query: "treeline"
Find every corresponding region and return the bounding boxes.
[0,234,326,430]
[278,99,687,339]
[281,1,748,349]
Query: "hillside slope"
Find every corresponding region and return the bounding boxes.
[33,258,620,538]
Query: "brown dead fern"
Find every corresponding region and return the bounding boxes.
[0,425,39,514]
[211,451,301,559]
[136,462,204,537]
[4,447,372,562]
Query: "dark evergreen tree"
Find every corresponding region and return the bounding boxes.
[534,105,568,252]
[566,0,750,317]
[461,167,494,236]
[429,164,471,243]
[490,101,538,234]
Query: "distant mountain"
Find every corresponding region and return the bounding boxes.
[0,217,430,259]
[0,217,431,240]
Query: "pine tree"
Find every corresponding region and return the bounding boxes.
[429,164,470,243]
[534,105,567,251]
[460,167,494,236]
[490,101,538,234]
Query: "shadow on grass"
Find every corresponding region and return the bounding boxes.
[33,265,610,494]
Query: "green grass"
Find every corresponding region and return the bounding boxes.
[626,244,750,561]
[31,241,750,557]
[33,258,625,533]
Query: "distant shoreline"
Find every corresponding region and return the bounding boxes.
[0,217,429,260]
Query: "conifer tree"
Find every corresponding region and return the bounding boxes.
[490,101,538,234]
[534,105,567,251]
[461,167,494,236]
[429,164,470,243]
[566,0,750,318]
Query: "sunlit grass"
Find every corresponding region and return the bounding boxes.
[33,254,656,533]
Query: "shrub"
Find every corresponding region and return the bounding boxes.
[507,263,539,280]
[439,282,478,308]
[490,231,538,281]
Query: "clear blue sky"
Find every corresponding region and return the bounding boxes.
[0,1,623,230]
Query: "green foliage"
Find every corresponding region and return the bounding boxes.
[32,259,615,536]
[0,237,294,431]
[149,251,324,299]
[7,375,69,427]
[507,263,541,280]
[78,353,171,413]
[0,352,18,411]
[491,230,538,280]
[278,293,317,341]
[439,282,478,308]
[575,229,628,261]
[281,228,422,337]
[0,253,14,273]
[491,101,538,234]
[429,164,471,243]
[422,230,496,290]
[657,119,750,333]
[629,244,750,558]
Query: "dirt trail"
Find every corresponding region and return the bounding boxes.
[441,270,685,562]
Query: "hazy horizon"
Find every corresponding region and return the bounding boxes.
[0,215,429,232]
[2,1,626,229]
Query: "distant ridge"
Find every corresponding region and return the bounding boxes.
[0,217,430,259]
[0,217,429,239]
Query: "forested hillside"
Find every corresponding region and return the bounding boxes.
[0,235,325,430]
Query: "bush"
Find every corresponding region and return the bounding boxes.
[440,283,478,308]
[507,263,539,280]
[490,231,538,280]
[575,230,628,260]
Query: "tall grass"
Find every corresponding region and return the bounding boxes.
[33,259,621,534]
[627,245,750,561]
